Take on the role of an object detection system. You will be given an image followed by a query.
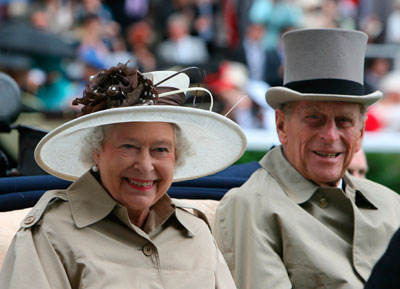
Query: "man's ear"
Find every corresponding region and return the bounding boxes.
[355,125,365,152]
[276,109,288,145]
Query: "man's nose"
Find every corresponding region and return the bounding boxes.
[320,120,340,144]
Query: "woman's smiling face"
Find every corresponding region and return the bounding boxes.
[94,122,176,223]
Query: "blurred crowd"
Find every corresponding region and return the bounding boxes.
[0,0,400,132]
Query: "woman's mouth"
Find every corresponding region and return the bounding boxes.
[125,178,155,190]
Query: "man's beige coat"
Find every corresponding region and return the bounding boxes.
[214,146,400,289]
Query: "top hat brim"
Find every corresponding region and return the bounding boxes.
[266,86,383,109]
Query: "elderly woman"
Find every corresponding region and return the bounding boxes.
[0,63,246,288]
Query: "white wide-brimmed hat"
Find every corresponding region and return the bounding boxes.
[34,69,247,182]
[266,28,382,109]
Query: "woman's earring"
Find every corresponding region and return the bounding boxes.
[92,164,99,172]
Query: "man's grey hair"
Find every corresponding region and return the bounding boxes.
[80,123,191,170]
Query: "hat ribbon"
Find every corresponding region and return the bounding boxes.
[285,78,364,95]
[159,87,214,111]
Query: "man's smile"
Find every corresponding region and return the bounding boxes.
[313,151,341,158]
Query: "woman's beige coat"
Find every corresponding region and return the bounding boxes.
[0,171,235,289]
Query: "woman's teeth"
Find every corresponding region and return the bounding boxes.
[128,179,153,187]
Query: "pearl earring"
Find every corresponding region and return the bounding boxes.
[92,164,98,172]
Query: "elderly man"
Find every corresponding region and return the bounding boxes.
[213,28,400,289]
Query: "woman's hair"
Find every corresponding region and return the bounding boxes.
[80,123,191,171]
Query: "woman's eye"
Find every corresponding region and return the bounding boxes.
[155,147,168,153]
[121,144,135,149]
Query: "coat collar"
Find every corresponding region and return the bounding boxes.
[260,146,319,204]
[260,146,377,209]
[66,171,199,234]
[67,171,116,228]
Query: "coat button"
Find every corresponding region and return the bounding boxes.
[24,216,35,225]
[319,198,329,208]
[142,243,154,256]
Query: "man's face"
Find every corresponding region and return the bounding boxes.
[94,122,176,215]
[276,101,364,187]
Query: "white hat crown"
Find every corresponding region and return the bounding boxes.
[35,69,247,182]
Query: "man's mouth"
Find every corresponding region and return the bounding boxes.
[314,151,340,158]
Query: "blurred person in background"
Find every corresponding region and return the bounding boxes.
[249,0,302,51]
[359,13,384,43]
[126,19,157,72]
[228,21,283,87]
[206,61,263,128]
[301,0,357,29]
[74,0,114,25]
[156,12,209,68]
[30,0,74,36]
[192,0,217,53]
[103,0,150,32]
[364,58,391,93]
[77,13,111,69]
[348,149,368,178]
[367,70,400,131]
[385,0,400,43]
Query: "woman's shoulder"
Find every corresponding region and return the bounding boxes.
[20,189,70,230]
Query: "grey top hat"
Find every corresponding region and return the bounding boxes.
[266,28,382,109]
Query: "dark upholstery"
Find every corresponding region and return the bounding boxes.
[364,226,400,289]
[0,161,261,212]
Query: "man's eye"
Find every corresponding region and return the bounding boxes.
[337,118,352,126]
[306,114,319,120]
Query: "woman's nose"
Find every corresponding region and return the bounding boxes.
[133,150,154,172]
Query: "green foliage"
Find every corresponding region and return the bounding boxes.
[236,150,266,164]
[366,153,400,193]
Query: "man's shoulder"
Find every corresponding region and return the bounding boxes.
[173,201,217,237]
[173,199,219,229]
[350,176,400,204]
[222,166,280,200]
[351,176,398,195]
